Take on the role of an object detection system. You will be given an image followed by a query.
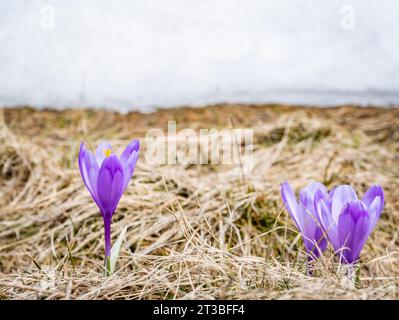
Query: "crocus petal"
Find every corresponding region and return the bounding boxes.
[314,190,340,250]
[337,200,371,264]
[312,226,328,258]
[281,182,304,229]
[78,143,100,204]
[331,185,358,223]
[362,184,384,214]
[97,154,124,219]
[281,182,326,259]
[300,181,328,198]
[95,141,114,167]
[367,196,383,233]
[299,181,328,216]
[120,139,140,189]
[300,223,328,260]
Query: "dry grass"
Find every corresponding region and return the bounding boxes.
[0,104,398,300]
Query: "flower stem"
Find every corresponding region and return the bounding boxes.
[347,263,360,287]
[306,259,314,276]
[103,216,112,276]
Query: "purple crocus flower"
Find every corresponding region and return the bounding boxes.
[314,184,384,264]
[281,182,328,261]
[78,140,139,273]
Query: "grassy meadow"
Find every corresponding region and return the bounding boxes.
[0,104,398,299]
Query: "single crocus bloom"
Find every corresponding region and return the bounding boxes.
[281,182,328,261]
[78,140,139,273]
[314,184,384,264]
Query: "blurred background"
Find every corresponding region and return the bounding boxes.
[1,0,399,111]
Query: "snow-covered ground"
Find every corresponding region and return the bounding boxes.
[1,0,399,111]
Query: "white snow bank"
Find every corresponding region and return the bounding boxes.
[1,0,398,111]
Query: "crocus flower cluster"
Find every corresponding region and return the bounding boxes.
[78,140,139,274]
[281,182,384,267]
